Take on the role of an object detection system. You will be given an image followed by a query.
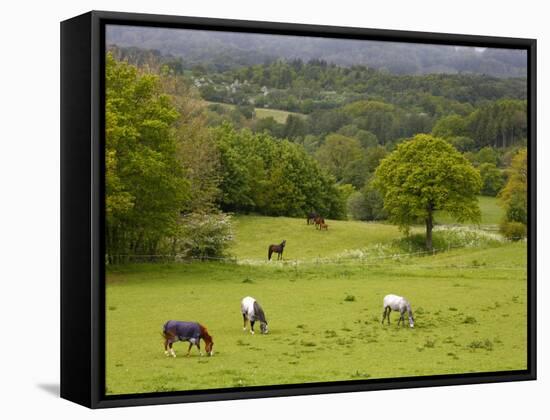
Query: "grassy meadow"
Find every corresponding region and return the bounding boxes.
[106,197,527,395]
[206,101,305,124]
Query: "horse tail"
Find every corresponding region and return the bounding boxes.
[268,247,273,260]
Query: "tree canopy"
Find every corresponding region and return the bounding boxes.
[105,53,188,260]
[374,134,481,249]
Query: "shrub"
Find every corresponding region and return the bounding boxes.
[177,212,234,259]
[395,226,503,253]
[346,183,386,221]
[499,221,527,241]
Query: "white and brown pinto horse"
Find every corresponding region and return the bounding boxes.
[162,320,214,357]
[241,296,268,334]
[381,294,415,328]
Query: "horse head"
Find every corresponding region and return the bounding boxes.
[408,310,415,328]
[199,324,214,356]
[260,321,269,334]
[205,338,214,356]
[281,240,286,248]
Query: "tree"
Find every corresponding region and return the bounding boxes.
[374,134,481,250]
[315,134,364,181]
[479,163,505,196]
[499,148,527,225]
[213,124,347,219]
[432,114,467,138]
[105,54,189,261]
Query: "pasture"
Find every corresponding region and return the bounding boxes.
[106,208,527,395]
[206,100,305,124]
[435,195,504,226]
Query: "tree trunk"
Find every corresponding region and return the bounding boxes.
[426,210,433,251]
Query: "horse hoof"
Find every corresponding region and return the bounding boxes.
[250,331,255,335]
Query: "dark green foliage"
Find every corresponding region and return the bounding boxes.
[347,182,387,221]
[499,148,527,228]
[214,124,346,219]
[479,163,505,196]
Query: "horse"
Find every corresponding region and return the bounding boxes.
[320,222,328,230]
[381,294,415,328]
[241,296,268,334]
[314,216,325,230]
[306,212,318,225]
[162,320,214,357]
[268,240,286,260]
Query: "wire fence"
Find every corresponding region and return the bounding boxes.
[106,238,527,271]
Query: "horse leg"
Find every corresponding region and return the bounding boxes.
[197,341,202,357]
[185,342,192,357]
[381,307,387,324]
[387,308,391,325]
[243,314,248,331]
[164,338,169,356]
[169,342,176,358]
[250,320,255,335]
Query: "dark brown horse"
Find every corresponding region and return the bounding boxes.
[314,216,325,229]
[306,212,318,225]
[162,320,214,357]
[268,240,286,260]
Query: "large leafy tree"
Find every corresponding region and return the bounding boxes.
[374,134,481,250]
[315,134,364,182]
[105,54,188,260]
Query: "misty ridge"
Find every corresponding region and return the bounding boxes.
[106,25,527,78]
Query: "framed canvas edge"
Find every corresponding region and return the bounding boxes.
[61,10,537,409]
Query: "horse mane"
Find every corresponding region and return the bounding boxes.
[198,324,213,343]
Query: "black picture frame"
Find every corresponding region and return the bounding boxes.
[60,10,537,409]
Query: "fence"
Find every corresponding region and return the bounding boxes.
[106,238,526,271]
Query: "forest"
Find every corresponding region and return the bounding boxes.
[105,45,528,262]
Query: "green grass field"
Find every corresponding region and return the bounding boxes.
[106,206,527,395]
[436,196,504,226]
[206,101,305,124]
[231,215,403,260]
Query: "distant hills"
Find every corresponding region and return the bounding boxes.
[106,25,527,78]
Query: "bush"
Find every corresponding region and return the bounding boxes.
[346,184,386,221]
[396,226,504,252]
[177,212,234,259]
[499,221,526,241]
[347,191,368,220]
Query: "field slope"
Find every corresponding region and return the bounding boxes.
[106,214,527,395]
